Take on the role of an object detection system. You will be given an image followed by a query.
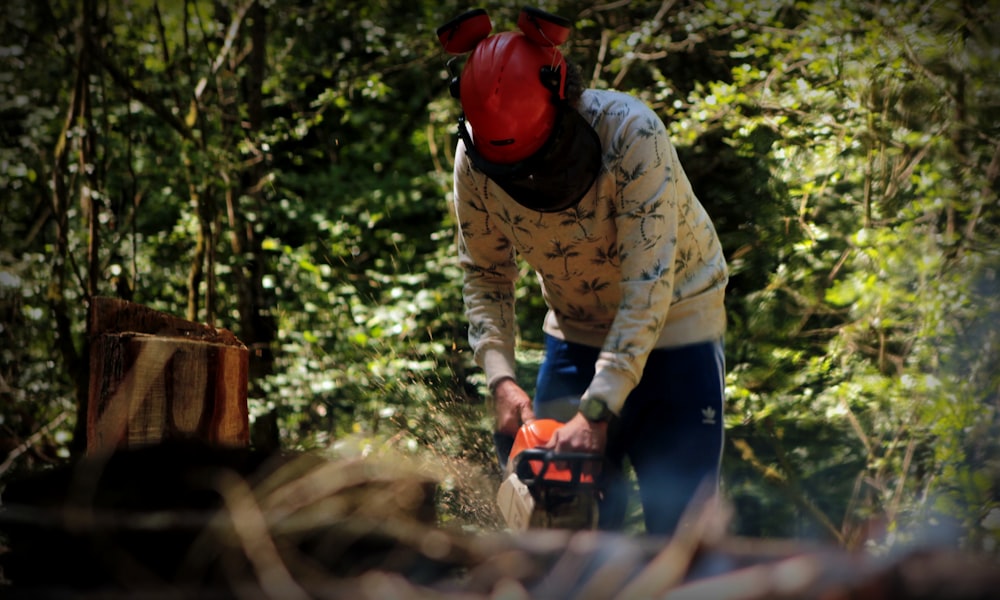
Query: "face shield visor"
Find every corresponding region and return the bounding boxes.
[459,103,602,213]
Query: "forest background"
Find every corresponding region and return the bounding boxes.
[1,0,998,552]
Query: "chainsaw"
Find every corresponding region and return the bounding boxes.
[496,419,605,530]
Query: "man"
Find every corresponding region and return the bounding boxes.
[437,7,729,535]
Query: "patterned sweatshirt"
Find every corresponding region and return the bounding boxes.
[453,89,728,414]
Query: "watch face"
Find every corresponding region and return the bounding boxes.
[582,397,609,421]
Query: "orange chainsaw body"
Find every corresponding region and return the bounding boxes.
[508,419,595,484]
[497,419,602,530]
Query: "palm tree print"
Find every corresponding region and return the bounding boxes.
[638,259,670,308]
[469,320,490,343]
[545,239,581,279]
[605,133,628,174]
[605,333,641,363]
[469,319,512,346]
[626,197,666,250]
[562,204,596,240]
[592,242,620,268]
[482,288,514,324]
[560,303,593,323]
[539,271,567,297]
[464,198,492,233]
[708,265,728,290]
[615,161,647,211]
[497,206,534,254]
[493,234,513,255]
[645,314,666,337]
[465,262,512,282]
[675,246,693,275]
[577,277,610,308]
[635,116,663,166]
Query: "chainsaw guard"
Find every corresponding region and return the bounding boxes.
[497,472,535,531]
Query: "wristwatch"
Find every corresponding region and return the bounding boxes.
[579,396,612,423]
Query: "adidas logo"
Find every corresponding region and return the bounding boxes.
[701,406,717,425]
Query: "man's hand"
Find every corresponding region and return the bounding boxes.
[543,412,607,455]
[493,377,536,436]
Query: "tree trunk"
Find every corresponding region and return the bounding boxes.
[86,297,249,454]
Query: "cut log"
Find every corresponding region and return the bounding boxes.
[86,297,249,454]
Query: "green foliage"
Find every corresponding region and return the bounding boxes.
[700,0,1000,550]
[1,0,998,552]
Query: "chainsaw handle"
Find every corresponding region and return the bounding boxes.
[513,448,604,488]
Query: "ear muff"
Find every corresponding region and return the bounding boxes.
[518,7,570,100]
[436,8,492,54]
[436,7,575,162]
[437,9,492,99]
[517,7,571,46]
[438,8,571,101]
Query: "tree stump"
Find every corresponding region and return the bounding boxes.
[86,297,250,454]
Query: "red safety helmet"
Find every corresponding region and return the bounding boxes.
[436,8,602,212]
[460,32,563,164]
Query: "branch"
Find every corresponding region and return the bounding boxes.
[965,140,1000,240]
[734,432,844,545]
[85,37,192,140]
[612,0,679,89]
[0,412,70,477]
[193,1,254,102]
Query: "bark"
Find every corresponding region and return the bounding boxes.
[86,297,249,454]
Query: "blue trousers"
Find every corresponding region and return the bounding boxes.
[534,334,725,535]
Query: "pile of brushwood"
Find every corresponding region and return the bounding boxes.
[1,440,998,599]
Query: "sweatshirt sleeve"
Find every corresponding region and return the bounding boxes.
[582,111,687,414]
[452,142,520,389]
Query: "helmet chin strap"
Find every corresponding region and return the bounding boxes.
[446,57,462,99]
[455,114,491,175]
